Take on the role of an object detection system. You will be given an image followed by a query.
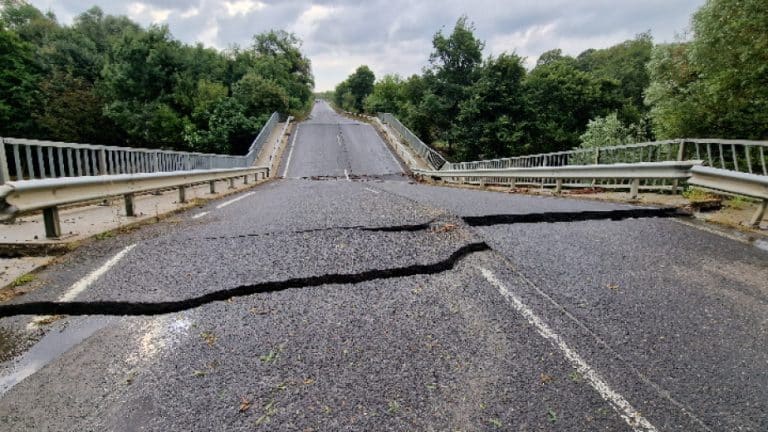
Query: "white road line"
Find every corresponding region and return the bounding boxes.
[28,244,137,329]
[364,187,380,194]
[282,124,300,177]
[344,169,350,182]
[216,192,255,209]
[479,267,658,432]
[191,211,209,219]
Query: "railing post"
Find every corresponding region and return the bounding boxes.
[671,140,686,194]
[178,186,187,203]
[228,177,235,189]
[591,147,600,187]
[749,199,767,228]
[98,149,107,175]
[153,153,159,172]
[209,180,216,194]
[243,174,249,185]
[630,178,640,199]
[124,193,135,217]
[43,207,61,238]
[555,179,563,194]
[0,138,9,185]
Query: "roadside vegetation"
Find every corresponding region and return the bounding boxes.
[333,0,767,162]
[0,0,314,154]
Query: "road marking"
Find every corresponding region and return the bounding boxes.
[344,169,350,182]
[282,124,300,177]
[216,192,255,209]
[337,133,342,146]
[28,244,137,329]
[191,211,209,219]
[479,267,658,432]
[364,187,380,194]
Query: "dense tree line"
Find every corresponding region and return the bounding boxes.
[0,0,313,154]
[338,0,766,161]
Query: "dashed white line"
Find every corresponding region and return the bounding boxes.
[216,192,255,209]
[282,124,300,177]
[344,169,350,182]
[191,211,209,219]
[364,187,380,194]
[28,244,137,329]
[479,267,658,432]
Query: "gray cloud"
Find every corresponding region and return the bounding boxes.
[31,0,704,90]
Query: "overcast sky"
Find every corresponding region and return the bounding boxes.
[30,0,705,91]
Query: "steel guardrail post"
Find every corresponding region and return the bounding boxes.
[98,148,107,175]
[178,186,187,203]
[0,138,9,185]
[124,193,135,217]
[43,207,61,238]
[750,199,768,227]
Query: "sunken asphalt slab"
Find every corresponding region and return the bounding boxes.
[0,101,766,431]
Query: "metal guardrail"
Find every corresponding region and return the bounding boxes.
[0,112,279,184]
[414,161,703,199]
[440,139,768,193]
[688,166,768,227]
[377,113,447,170]
[445,139,768,175]
[0,166,270,238]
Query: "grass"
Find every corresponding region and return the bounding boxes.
[547,409,558,423]
[568,371,583,383]
[488,418,503,428]
[259,349,279,364]
[200,331,217,347]
[682,187,720,203]
[10,274,36,288]
[387,400,400,414]
[94,230,115,240]
[724,195,752,210]
[255,400,278,425]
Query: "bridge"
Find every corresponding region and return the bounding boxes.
[0,100,766,430]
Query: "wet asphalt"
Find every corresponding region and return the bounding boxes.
[0,101,766,431]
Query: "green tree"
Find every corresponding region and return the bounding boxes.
[646,0,768,139]
[34,71,113,143]
[455,53,527,159]
[579,112,648,148]
[232,72,289,119]
[364,74,404,114]
[576,33,653,126]
[0,27,40,136]
[425,16,484,148]
[523,56,615,153]
[644,42,706,138]
[334,65,375,113]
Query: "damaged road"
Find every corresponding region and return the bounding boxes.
[0,100,766,431]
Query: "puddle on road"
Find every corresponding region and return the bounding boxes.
[0,317,113,395]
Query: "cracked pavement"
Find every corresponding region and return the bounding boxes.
[0,101,766,431]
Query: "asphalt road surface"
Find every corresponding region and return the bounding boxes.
[0,100,765,431]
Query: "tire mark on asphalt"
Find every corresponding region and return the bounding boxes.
[0,242,491,318]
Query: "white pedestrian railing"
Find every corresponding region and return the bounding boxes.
[0,112,279,184]
[377,113,447,170]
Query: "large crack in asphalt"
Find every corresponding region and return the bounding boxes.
[462,208,680,226]
[0,242,491,318]
[201,220,436,240]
